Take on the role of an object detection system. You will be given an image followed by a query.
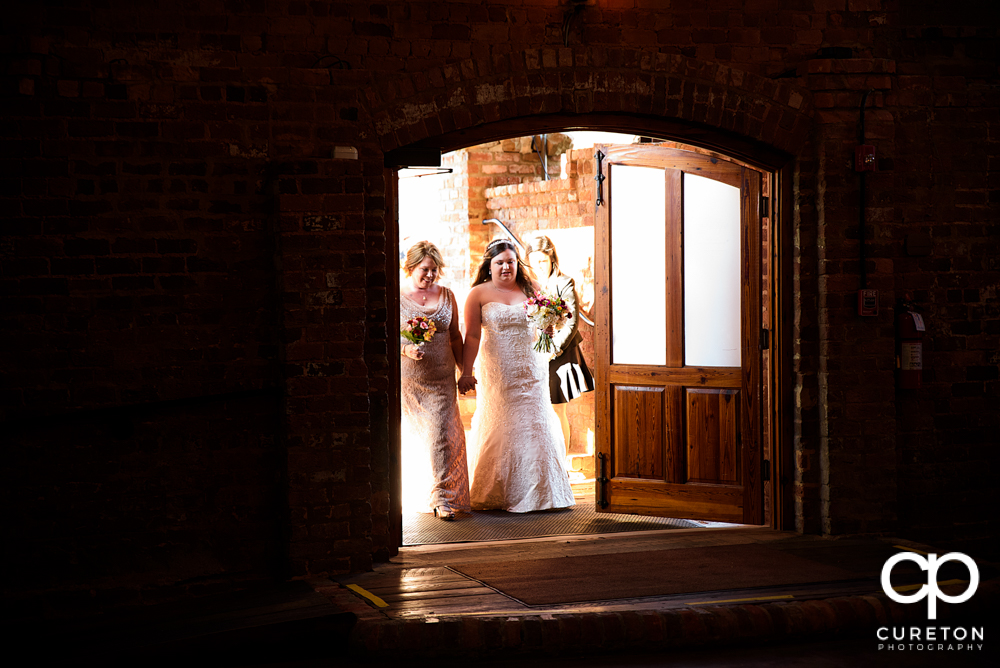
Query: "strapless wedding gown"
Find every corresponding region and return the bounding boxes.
[468,302,576,512]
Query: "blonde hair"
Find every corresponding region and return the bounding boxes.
[403,241,445,276]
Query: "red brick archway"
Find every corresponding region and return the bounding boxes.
[361,48,814,157]
[281,50,817,575]
[352,50,815,556]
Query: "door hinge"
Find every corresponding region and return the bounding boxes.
[760,196,770,218]
[762,459,771,482]
[594,150,606,208]
[760,328,770,350]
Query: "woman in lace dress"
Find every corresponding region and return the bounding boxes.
[458,239,576,513]
[400,241,470,520]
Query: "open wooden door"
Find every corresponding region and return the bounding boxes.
[594,144,764,525]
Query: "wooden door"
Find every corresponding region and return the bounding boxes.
[594,145,763,524]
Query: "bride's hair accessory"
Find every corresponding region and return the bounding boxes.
[485,238,514,255]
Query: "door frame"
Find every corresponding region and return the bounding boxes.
[384,114,796,553]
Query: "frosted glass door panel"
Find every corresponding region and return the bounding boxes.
[684,174,741,368]
[611,165,666,365]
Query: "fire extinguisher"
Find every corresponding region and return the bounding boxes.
[896,297,925,390]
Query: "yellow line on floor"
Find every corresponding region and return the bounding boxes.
[346,584,390,608]
[687,594,794,605]
[893,579,967,593]
[892,544,928,555]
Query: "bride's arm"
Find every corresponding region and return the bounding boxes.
[458,286,482,393]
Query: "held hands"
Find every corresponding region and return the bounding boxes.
[403,343,424,360]
[457,375,477,394]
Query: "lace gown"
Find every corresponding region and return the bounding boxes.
[400,287,470,513]
[468,302,576,512]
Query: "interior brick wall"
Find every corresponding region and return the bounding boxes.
[431,138,548,294]
[3,1,996,609]
[433,150,476,293]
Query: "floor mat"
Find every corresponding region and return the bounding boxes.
[403,502,713,545]
[449,543,858,605]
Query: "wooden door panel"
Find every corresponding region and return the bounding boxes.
[612,385,664,479]
[609,366,741,387]
[686,388,740,485]
[595,146,744,188]
[607,480,744,523]
[664,385,684,484]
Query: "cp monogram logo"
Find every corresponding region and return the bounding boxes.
[881,552,980,620]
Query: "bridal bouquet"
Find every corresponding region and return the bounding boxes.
[524,291,570,353]
[401,316,437,347]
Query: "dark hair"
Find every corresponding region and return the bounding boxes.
[471,239,537,296]
[525,235,560,278]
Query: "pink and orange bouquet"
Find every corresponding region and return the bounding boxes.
[401,316,437,346]
[524,291,570,353]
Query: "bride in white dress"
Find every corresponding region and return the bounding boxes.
[458,239,576,513]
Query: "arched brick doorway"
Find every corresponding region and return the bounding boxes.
[279,51,816,571]
[365,48,814,553]
[365,49,812,158]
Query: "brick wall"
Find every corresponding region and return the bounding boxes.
[885,24,998,551]
[485,152,590,233]
[435,150,476,292]
[468,137,549,265]
[3,1,997,608]
[419,138,553,296]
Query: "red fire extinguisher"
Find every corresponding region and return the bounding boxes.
[896,297,925,390]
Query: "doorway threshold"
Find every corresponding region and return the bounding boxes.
[402,506,733,546]
[403,483,744,546]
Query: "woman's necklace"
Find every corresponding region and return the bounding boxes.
[493,282,518,294]
[411,286,433,303]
